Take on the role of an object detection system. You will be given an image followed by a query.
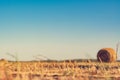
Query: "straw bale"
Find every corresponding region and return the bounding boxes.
[97,48,117,62]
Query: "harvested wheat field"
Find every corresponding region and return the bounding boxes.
[1,59,120,80]
[1,0,120,79]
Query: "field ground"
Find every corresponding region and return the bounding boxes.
[0,59,120,80]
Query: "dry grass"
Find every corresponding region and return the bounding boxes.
[0,59,120,80]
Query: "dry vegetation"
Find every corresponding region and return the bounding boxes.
[0,59,120,80]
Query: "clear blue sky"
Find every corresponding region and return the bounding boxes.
[0,0,120,61]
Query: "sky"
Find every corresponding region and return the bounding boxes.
[0,0,120,61]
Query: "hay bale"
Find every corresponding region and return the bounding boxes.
[97,48,117,62]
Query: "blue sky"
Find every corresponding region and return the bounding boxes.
[0,0,120,61]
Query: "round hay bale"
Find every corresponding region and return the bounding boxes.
[97,48,117,62]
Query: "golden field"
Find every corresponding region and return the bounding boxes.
[0,59,120,80]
